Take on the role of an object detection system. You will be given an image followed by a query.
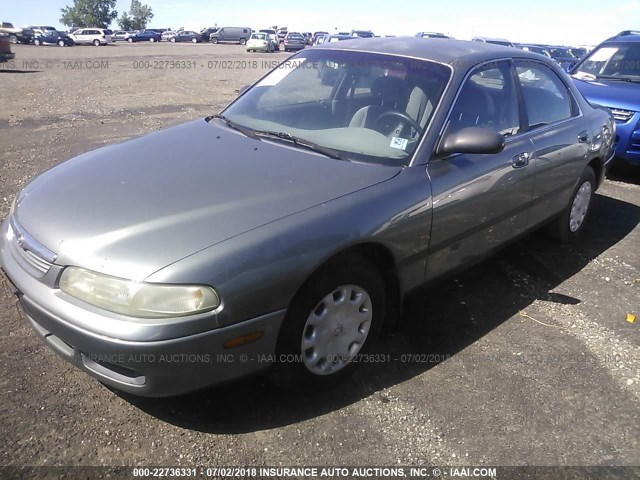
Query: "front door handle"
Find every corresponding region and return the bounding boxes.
[578,130,590,143]
[511,152,530,169]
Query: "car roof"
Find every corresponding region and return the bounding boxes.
[604,31,640,43]
[314,37,539,66]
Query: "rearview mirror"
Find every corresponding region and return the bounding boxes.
[437,127,505,156]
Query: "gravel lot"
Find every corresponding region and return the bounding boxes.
[0,43,639,473]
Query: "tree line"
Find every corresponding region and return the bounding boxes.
[60,0,154,30]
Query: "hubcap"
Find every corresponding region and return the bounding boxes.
[301,285,372,375]
[569,181,592,232]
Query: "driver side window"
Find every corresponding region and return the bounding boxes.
[448,61,520,136]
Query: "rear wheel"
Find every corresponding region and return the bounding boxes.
[170,37,176,43]
[34,38,41,46]
[191,37,197,43]
[239,38,246,45]
[149,37,156,43]
[211,38,218,44]
[93,39,100,46]
[545,166,596,243]
[273,257,386,389]
[9,35,18,44]
[128,37,133,43]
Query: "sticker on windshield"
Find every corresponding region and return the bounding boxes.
[257,58,307,87]
[390,137,408,150]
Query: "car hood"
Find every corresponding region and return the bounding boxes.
[572,77,640,111]
[14,119,401,280]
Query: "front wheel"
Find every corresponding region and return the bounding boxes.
[545,166,596,243]
[239,38,246,45]
[9,35,18,44]
[34,38,41,46]
[149,37,156,43]
[93,39,100,46]
[58,40,65,47]
[273,257,386,388]
[191,37,197,43]
[211,38,218,44]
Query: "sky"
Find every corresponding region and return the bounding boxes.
[4,0,639,46]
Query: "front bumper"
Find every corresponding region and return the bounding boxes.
[1,217,285,397]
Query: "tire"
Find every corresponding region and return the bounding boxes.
[239,38,246,45]
[545,166,596,243]
[170,37,176,43]
[211,38,218,44]
[273,256,386,389]
[149,37,156,43]
[191,37,197,43]
[58,40,65,47]
[34,39,41,46]
[9,35,18,44]
[93,39,100,46]
[128,37,133,43]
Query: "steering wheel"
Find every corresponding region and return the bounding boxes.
[375,111,422,136]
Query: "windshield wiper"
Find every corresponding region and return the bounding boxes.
[253,130,345,160]
[595,75,640,84]
[209,114,262,140]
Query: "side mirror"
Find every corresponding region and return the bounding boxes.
[437,127,505,156]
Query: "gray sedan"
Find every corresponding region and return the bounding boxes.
[0,38,615,396]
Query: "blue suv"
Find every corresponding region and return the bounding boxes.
[571,30,640,168]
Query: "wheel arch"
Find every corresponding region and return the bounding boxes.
[290,242,403,334]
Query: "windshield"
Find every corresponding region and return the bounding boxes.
[573,42,640,80]
[222,50,451,165]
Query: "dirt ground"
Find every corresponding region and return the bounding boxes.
[0,42,638,474]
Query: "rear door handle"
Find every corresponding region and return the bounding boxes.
[578,130,590,143]
[511,152,530,169]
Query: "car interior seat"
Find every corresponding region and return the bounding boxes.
[349,76,409,129]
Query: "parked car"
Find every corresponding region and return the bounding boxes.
[127,29,161,43]
[568,47,588,60]
[312,31,329,45]
[200,27,218,42]
[351,30,374,38]
[0,33,15,62]
[472,37,514,47]
[571,30,640,169]
[33,31,74,47]
[70,28,111,46]
[209,27,252,45]
[325,34,354,43]
[277,28,288,44]
[161,30,177,41]
[415,32,453,39]
[258,29,278,50]
[170,31,202,43]
[247,32,275,52]
[0,22,34,44]
[29,26,58,36]
[111,30,135,42]
[283,32,306,52]
[515,44,553,59]
[547,46,579,72]
[0,38,615,397]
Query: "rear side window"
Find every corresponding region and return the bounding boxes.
[515,60,575,128]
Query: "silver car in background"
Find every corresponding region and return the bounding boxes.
[0,38,614,397]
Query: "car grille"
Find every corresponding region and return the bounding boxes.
[8,217,56,277]
[609,108,635,123]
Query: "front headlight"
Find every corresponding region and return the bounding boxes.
[59,267,220,318]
